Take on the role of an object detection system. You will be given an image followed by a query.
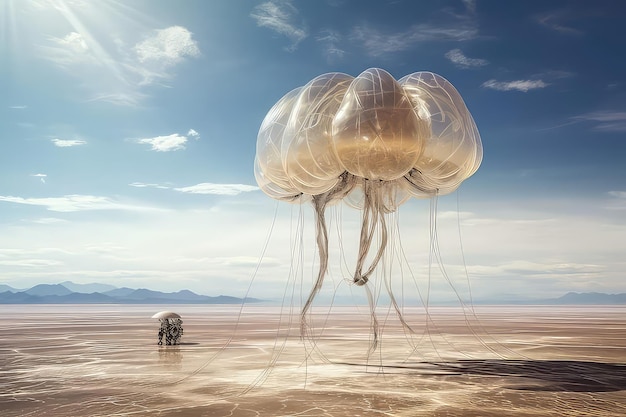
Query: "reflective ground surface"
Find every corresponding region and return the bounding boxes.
[1,305,625,416]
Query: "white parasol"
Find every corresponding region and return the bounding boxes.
[151,311,181,319]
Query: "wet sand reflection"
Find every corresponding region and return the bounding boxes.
[1,305,625,416]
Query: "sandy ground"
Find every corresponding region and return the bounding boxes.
[1,304,625,416]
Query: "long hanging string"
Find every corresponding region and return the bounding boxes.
[351,179,390,353]
[300,193,330,339]
[300,173,355,339]
[353,179,389,286]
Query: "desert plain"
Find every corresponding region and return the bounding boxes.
[1,304,625,416]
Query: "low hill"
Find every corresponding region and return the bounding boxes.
[60,281,117,294]
[551,292,626,304]
[0,282,261,304]
[0,284,20,293]
[25,284,73,297]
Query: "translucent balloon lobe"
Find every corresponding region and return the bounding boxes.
[399,72,483,197]
[332,68,428,181]
[282,73,354,195]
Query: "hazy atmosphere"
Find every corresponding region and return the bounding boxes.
[1,0,625,300]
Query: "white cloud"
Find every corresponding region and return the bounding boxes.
[609,191,626,199]
[9,105,27,109]
[174,183,259,196]
[482,79,549,92]
[572,111,626,132]
[52,138,86,147]
[0,195,163,213]
[129,181,258,196]
[129,26,201,87]
[445,49,488,68]
[129,182,170,189]
[137,134,187,151]
[135,26,200,64]
[251,1,307,51]
[137,128,199,151]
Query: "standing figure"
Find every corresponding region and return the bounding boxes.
[158,318,170,345]
[169,318,184,345]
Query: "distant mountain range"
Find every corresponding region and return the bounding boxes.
[0,282,260,304]
[548,291,626,305]
[0,282,625,305]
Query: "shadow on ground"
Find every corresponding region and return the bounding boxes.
[428,360,626,392]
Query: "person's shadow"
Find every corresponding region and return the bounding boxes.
[426,359,626,392]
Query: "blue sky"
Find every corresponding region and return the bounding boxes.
[1,0,625,301]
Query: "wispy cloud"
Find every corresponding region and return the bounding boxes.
[87,92,148,107]
[317,29,345,63]
[137,128,199,152]
[174,183,259,196]
[43,31,94,67]
[9,105,27,109]
[532,70,576,80]
[0,259,65,268]
[0,195,163,213]
[482,79,549,92]
[31,217,69,224]
[609,191,626,199]
[470,260,604,280]
[351,21,477,57]
[445,49,488,68]
[572,111,626,132]
[129,181,258,195]
[31,173,47,184]
[535,10,584,36]
[52,138,87,147]
[250,1,307,51]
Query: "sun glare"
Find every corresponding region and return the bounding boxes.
[1,0,18,51]
[6,0,177,106]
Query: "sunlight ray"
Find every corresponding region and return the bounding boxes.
[49,0,129,85]
[1,0,18,53]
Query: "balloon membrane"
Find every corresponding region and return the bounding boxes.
[332,68,429,181]
[255,68,482,348]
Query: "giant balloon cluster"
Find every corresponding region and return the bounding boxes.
[254,68,483,344]
[255,68,482,207]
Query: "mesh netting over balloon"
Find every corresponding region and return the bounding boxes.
[255,68,483,350]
